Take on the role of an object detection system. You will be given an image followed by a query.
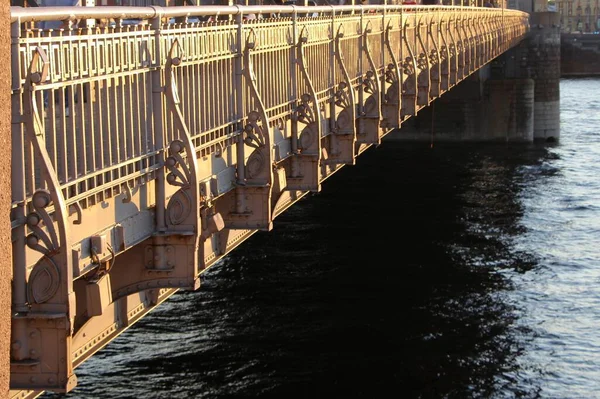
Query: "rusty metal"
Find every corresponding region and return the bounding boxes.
[9,4,529,397]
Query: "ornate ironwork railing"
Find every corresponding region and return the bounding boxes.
[9,4,528,397]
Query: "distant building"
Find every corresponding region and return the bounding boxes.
[556,0,600,32]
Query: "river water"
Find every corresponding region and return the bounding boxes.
[47,77,600,399]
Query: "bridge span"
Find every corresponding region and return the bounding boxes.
[7,4,530,397]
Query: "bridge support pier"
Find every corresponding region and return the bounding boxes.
[386,67,535,143]
[386,12,560,144]
[528,12,561,142]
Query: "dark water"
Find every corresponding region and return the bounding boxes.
[49,78,600,399]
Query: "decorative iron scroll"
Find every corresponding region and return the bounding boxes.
[243,28,274,186]
[164,39,200,230]
[402,20,418,117]
[361,21,381,119]
[384,22,401,105]
[297,27,322,153]
[383,21,401,129]
[333,26,356,136]
[428,18,441,99]
[415,16,430,107]
[439,18,450,91]
[23,47,73,307]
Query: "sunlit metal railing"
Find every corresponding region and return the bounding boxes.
[9,4,529,397]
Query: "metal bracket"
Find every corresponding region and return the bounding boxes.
[287,26,323,192]
[401,21,418,121]
[12,45,77,393]
[428,18,441,100]
[357,21,382,145]
[415,15,431,108]
[382,21,401,129]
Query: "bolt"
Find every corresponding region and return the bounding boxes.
[11,341,21,351]
[48,377,56,385]
[30,349,37,358]
[30,376,37,383]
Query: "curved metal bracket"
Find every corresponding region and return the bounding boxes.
[297,26,323,154]
[471,16,482,69]
[416,16,429,72]
[23,46,73,306]
[428,17,441,99]
[383,21,401,128]
[401,19,418,120]
[447,16,458,80]
[334,25,356,134]
[361,21,381,117]
[165,39,201,229]
[244,28,274,187]
[456,15,466,79]
[438,17,450,92]
[464,17,474,74]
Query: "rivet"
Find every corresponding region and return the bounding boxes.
[30,377,36,383]
[12,341,21,351]
[48,377,56,384]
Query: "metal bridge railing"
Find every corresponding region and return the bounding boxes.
[9,4,529,396]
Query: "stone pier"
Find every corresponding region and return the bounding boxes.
[387,66,535,143]
[528,12,561,141]
[386,11,561,143]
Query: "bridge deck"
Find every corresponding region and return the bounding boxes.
[8,4,529,397]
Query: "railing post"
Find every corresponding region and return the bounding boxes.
[150,7,166,234]
[234,11,246,212]
[328,5,340,158]
[10,18,27,314]
[290,6,300,178]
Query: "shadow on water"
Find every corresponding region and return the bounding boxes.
[48,140,556,399]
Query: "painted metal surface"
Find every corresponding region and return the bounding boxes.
[8,4,528,397]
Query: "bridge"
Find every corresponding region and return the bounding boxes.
[3,3,554,397]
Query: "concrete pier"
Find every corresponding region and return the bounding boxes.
[528,12,561,141]
[387,67,535,143]
[386,12,560,144]
[483,78,535,142]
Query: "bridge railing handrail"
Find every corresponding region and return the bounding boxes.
[11,4,508,23]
